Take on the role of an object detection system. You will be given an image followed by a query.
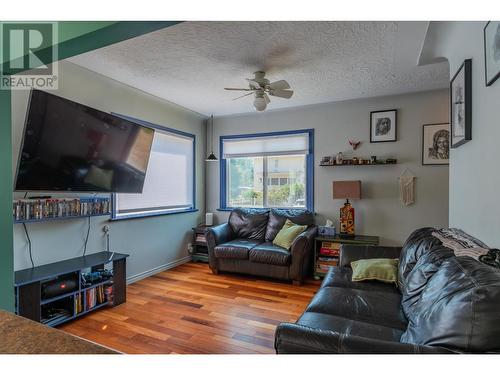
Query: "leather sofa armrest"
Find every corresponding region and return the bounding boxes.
[339,245,402,267]
[289,226,317,283]
[206,223,235,272]
[274,323,453,354]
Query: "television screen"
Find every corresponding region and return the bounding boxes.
[15,90,155,193]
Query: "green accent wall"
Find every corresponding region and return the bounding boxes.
[0,21,181,311]
[0,88,13,311]
[58,22,117,44]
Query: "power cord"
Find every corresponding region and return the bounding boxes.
[83,215,91,256]
[103,225,114,261]
[22,223,34,268]
[83,193,98,256]
[22,192,34,268]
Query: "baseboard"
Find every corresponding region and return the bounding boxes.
[126,255,192,284]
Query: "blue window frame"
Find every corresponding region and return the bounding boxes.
[219,129,314,211]
[111,114,197,220]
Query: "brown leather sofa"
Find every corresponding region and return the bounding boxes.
[275,227,500,353]
[206,208,317,285]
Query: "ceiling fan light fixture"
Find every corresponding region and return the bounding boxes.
[225,72,293,112]
[254,95,267,111]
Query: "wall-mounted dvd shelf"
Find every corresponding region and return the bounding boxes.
[13,197,111,224]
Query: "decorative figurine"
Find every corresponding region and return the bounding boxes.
[336,152,343,165]
[349,140,361,150]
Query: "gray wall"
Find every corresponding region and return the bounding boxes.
[207,89,450,246]
[12,61,206,281]
[421,22,500,247]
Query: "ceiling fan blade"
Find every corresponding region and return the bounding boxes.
[246,79,261,90]
[268,80,290,90]
[263,93,271,104]
[269,89,294,99]
[232,92,254,101]
[224,88,252,91]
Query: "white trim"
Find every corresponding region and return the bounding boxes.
[126,255,192,284]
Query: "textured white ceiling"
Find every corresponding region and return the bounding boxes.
[68,21,449,116]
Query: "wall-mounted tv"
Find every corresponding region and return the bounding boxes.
[15,90,155,193]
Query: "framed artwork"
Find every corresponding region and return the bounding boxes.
[422,123,450,165]
[370,109,397,143]
[484,21,500,86]
[450,59,472,148]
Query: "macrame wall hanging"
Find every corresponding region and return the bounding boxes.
[399,168,415,206]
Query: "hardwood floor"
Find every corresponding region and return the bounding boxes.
[60,262,320,354]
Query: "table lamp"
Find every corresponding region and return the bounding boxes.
[332,180,361,236]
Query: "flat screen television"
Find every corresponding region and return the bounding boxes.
[15,90,155,193]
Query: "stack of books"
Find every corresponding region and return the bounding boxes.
[316,241,341,273]
[196,233,207,244]
[74,293,83,314]
[85,285,107,309]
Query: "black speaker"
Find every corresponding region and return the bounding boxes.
[41,279,78,299]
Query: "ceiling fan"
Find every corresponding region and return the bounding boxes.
[224,71,294,111]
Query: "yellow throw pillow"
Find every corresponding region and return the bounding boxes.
[351,258,399,284]
[272,219,307,250]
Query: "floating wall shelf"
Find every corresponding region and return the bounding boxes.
[319,160,398,167]
[14,212,110,224]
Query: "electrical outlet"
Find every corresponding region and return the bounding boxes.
[103,225,110,234]
[187,242,193,254]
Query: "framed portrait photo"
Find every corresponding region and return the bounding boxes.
[484,21,500,86]
[370,109,397,143]
[450,59,472,148]
[422,123,450,165]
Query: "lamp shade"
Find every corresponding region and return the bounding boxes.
[254,96,267,111]
[205,151,218,161]
[332,180,362,200]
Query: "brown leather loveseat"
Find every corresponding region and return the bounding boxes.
[206,208,317,285]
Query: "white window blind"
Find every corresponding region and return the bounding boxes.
[222,133,309,158]
[114,129,194,217]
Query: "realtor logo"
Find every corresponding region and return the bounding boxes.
[1,22,58,90]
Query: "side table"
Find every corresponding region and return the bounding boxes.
[314,234,379,279]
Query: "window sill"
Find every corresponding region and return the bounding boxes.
[218,207,311,212]
[110,208,199,221]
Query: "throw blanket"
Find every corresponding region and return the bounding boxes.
[432,228,500,268]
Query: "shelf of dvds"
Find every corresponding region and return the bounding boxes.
[313,234,379,279]
[12,197,111,224]
[15,251,128,327]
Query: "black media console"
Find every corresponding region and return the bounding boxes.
[14,252,129,327]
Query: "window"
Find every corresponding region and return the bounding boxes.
[221,130,313,210]
[112,115,195,220]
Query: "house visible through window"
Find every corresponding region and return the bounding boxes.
[221,130,313,210]
[113,116,195,219]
